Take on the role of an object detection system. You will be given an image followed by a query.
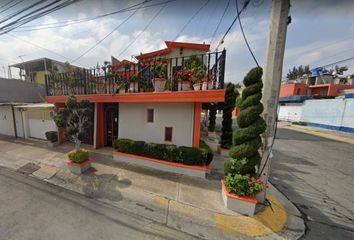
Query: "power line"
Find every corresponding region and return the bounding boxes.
[0,0,26,15]
[0,0,80,35]
[214,0,250,50]
[0,0,13,10]
[70,4,142,64]
[235,0,259,67]
[13,0,170,32]
[173,0,211,41]
[319,56,354,68]
[210,0,231,45]
[117,2,168,59]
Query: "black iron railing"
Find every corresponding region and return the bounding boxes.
[45,50,226,96]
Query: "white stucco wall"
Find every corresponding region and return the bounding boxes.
[0,105,15,136]
[278,103,303,122]
[26,108,57,139]
[341,99,354,129]
[118,103,194,147]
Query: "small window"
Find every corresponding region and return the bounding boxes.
[165,127,173,142]
[147,109,154,123]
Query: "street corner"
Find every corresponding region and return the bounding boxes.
[214,194,288,239]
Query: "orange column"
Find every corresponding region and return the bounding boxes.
[95,103,105,149]
[193,102,202,148]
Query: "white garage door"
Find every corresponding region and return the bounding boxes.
[0,105,15,136]
[27,109,57,139]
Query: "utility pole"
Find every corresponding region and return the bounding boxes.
[259,0,290,203]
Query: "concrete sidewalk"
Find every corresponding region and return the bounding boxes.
[0,135,304,239]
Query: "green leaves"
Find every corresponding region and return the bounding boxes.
[225,173,263,196]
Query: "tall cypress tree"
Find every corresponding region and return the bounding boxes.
[208,103,217,132]
[220,83,236,148]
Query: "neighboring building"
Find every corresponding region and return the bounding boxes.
[45,41,226,149]
[0,77,56,139]
[9,58,80,85]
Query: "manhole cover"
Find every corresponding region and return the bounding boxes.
[17,163,40,175]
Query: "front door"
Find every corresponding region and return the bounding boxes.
[105,103,118,146]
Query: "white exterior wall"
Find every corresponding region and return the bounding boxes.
[119,103,194,147]
[278,103,303,122]
[341,99,354,129]
[14,108,25,138]
[26,108,57,139]
[0,105,15,136]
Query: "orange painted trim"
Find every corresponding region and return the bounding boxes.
[193,102,202,148]
[164,41,210,51]
[146,108,154,123]
[46,89,225,103]
[221,180,257,204]
[113,151,211,171]
[164,126,173,142]
[96,103,104,149]
[135,48,170,60]
[66,159,92,167]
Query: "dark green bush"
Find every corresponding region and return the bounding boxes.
[67,148,89,163]
[179,146,204,166]
[220,83,237,149]
[208,104,217,132]
[45,131,58,142]
[113,138,213,166]
[112,138,134,153]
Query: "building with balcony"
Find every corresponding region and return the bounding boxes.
[45,41,226,149]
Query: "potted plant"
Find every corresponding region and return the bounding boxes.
[151,61,167,92]
[45,131,59,147]
[129,75,139,92]
[176,69,191,91]
[183,55,205,91]
[53,95,93,174]
[222,67,267,216]
[202,74,214,90]
[116,82,126,94]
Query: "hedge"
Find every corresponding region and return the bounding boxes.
[67,148,89,163]
[113,138,213,166]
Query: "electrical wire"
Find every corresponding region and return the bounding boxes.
[12,0,173,32]
[116,2,168,59]
[235,0,259,67]
[70,5,142,64]
[0,0,79,35]
[173,0,210,41]
[0,0,26,15]
[214,0,250,50]
[210,0,231,46]
[0,0,13,10]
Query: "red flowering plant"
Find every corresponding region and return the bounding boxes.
[176,69,192,82]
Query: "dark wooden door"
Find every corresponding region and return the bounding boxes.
[105,103,118,146]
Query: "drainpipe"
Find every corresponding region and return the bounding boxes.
[11,105,17,137]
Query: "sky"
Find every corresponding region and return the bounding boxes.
[1,0,354,83]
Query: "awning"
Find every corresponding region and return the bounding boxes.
[13,103,55,108]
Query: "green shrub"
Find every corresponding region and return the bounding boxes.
[67,148,89,163]
[113,138,213,166]
[199,140,214,165]
[208,104,217,131]
[224,173,263,196]
[113,138,134,153]
[45,131,58,142]
[220,83,237,149]
[292,121,307,126]
[179,146,204,166]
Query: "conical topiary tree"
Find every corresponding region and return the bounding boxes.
[225,67,266,176]
[208,103,217,132]
[220,83,237,149]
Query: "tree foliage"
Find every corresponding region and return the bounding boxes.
[208,103,217,132]
[220,83,237,149]
[225,67,266,177]
[286,65,311,81]
[52,95,92,152]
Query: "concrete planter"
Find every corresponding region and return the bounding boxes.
[66,159,92,174]
[178,81,191,91]
[152,78,166,92]
[217,145,229,157]
[193,83,202,91]
[207,131,217,138]
[129,82,138,92]
[221,180,258,216]
[113,151,210,178]
[202,81,213,90]
[118,88,126,94]
[47,141,59,148]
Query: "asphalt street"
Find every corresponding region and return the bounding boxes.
[270,128,354,240]
[0,167,196,240]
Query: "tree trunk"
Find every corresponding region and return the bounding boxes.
[75,140,81,152]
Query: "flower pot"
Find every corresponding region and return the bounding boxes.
[118,88,126,94]
[178,81,191,91]
[66,159,92,174]
[202,81,213,90]
[152,78,166,92]
[221,180,258,216]
[193,83,201,91]
[129,82,138,92]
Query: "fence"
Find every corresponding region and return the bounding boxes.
[45,50,226,96]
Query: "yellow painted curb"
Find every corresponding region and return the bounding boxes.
[214,194,287,237]
[283,125,354,145]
